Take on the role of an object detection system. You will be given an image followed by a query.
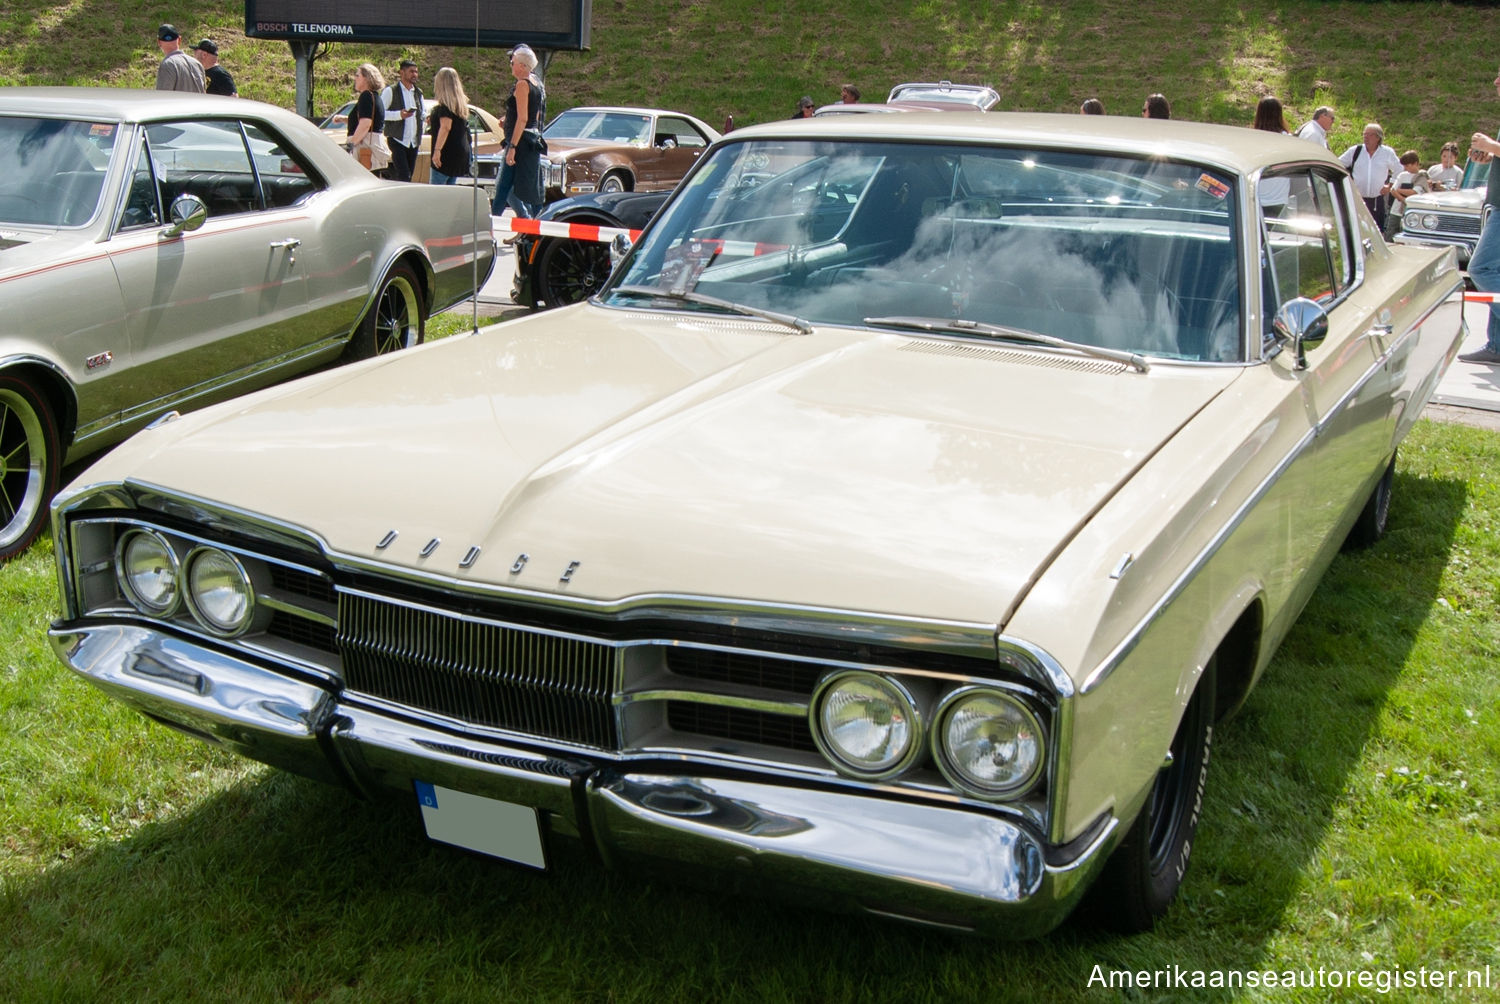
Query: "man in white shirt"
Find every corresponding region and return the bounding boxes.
[1339,123,1403,235]
[381,60,424,183]
[1295,106,1334,148]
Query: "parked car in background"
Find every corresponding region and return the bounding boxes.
[479,106,720,203]
[814,100,987,116]
[886,80,1000,110]
[49,113,1463,936]
[510,189,667,309]
[1393,156,1491,266]
[0,88,494,561]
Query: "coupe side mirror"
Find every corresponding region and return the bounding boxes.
[1271,297,1329,370]
[163,193,208,238]
[610,232,633,267]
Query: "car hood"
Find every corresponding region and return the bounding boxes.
[0,226,78,262]
[1404,187,1484,211]
[92,307,1240,625]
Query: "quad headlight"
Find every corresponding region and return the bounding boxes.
[183,546,254,636]
[810,671,924,779]
[1413,213,1440,232]
[115,529,181,615]
[934,686,1045,798]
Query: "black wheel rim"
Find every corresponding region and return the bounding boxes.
[0,389,46,551]
[544,240,612,305]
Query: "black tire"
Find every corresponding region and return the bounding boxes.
[344,261,426,362]
[1345,453,1396,550]
[598,171,630,194]
[537,236,613,308]
[1091,657,1216,933]
[0,373,63,562]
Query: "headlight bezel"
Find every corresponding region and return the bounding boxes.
[809,669,926,781]
[114,528,182,616]
[933,684,1047,799]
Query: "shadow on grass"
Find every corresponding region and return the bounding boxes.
[0,470,1471,1002]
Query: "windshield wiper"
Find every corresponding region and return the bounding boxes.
[863,315,1150,372]
[612,284,812,334]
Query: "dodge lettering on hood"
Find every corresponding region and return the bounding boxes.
[49,113,1464,937]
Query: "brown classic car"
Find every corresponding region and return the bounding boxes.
[478,106,722,202]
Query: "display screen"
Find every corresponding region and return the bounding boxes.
[245,0,590,49]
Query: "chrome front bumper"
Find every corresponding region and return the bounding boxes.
[1392,231,1477,264]
[50,621,1113,936]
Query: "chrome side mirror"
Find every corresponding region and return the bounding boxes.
[1271,297,1329,370]
[163,193,208,238]
[610,232,633,267]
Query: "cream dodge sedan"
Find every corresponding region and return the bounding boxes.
[49,114,1464,936]
[0,88,495,561]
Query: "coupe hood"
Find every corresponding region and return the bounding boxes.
[91,308,1240,625]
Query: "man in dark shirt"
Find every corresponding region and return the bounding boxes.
[1460,64,1500,364]
[192,40,236,97]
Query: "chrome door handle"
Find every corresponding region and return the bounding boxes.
[269,238,300,265]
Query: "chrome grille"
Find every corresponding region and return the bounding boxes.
[337,593,618,749]
[1417,214,1481,236]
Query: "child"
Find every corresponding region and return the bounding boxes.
[1386,150,1430,238]
[1428,141,1464,191]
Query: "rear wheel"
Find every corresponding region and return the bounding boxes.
[537,236,612,307]
[1345,453,1395,549]
[0,373,62,562]
[1091,657,1216,932]
[344,261,426,361]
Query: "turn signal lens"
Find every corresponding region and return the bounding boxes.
[935,687,1044,797]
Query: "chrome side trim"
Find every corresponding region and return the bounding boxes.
[619,689,808,716]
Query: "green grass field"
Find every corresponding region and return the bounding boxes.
[3,2,1500,1000]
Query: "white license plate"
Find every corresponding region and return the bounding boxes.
[414,782,546,869]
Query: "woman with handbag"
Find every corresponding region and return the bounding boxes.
[490,45,546,221]
[347,63,392,175]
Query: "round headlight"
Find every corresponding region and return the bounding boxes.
[184,547,254,635]
[116,529,180,615]
[810,671,923,779]
[935,687,1044,797]
[1415,213,1440,232]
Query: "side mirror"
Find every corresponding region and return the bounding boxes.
[163,193,208,238]
[1271,296,1329,370]
[610,232,633,267]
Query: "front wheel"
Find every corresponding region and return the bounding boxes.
[537,236,612,307]
[598,171,629,194]
[0,373,63,562]
[1090,657,1216,932]
[344,261,426,361]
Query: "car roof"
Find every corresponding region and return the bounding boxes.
[734,111,1344,176]
[0,86,272,123]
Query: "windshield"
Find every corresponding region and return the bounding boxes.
[0,116,119,227]
[545,110,652,145]
[604,139,1244,362]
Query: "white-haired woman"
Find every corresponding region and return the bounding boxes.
[347,63,390,173]
[490,45,546,219]
[428,67,471,185]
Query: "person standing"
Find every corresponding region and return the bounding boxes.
[1080,98,1105,115]
[1339,123,1403,235]
[155,24,205,93]
[1386,150,1430,238]
[1295,106,1334,147]
[1143,93,1170,119]
[347,64,391,174]
[382,60,424,183]
[491,45,546,221]
[791,96,815,119]
[191,39,236,96]
[427,67,471,186]
[1428,141,1464,191]
[1459,65,1500,365]
[840,84,860,104]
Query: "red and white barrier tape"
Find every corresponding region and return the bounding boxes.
[496,216,642,243]
[1463,291,1498,303]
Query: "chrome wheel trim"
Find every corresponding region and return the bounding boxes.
[373,274,421,355]
[0,388,48,551]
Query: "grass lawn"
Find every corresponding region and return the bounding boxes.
[2,420,1497,1001]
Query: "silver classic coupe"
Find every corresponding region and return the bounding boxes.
[0,88,495,561]
[48,113,1464,937]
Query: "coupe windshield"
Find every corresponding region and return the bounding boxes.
[0,116,118,227]
[545,110,652,145]
[605,140,1244,362]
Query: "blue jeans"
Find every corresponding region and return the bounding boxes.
[428,168,458,185]
[1468,205,1500,351]
[490,159,540,219]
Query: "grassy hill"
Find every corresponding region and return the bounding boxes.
[1,1,1497,160]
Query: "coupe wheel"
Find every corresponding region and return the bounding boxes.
[1091,657,1216,932]
[345,261,426,361]
[598,171,629,194]
[1345,453,1395,549]
[537,236,613,307]
[0,373,62,562]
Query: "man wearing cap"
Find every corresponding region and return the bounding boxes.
[381,60,424,182]
[192,39,236,97]
[155,24,205,93]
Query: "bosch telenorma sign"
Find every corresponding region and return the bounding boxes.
[245,0,590,49]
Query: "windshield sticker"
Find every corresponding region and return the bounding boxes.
[89,123,115,138]
[661,239,722,294]
[1196,173,1230,199]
